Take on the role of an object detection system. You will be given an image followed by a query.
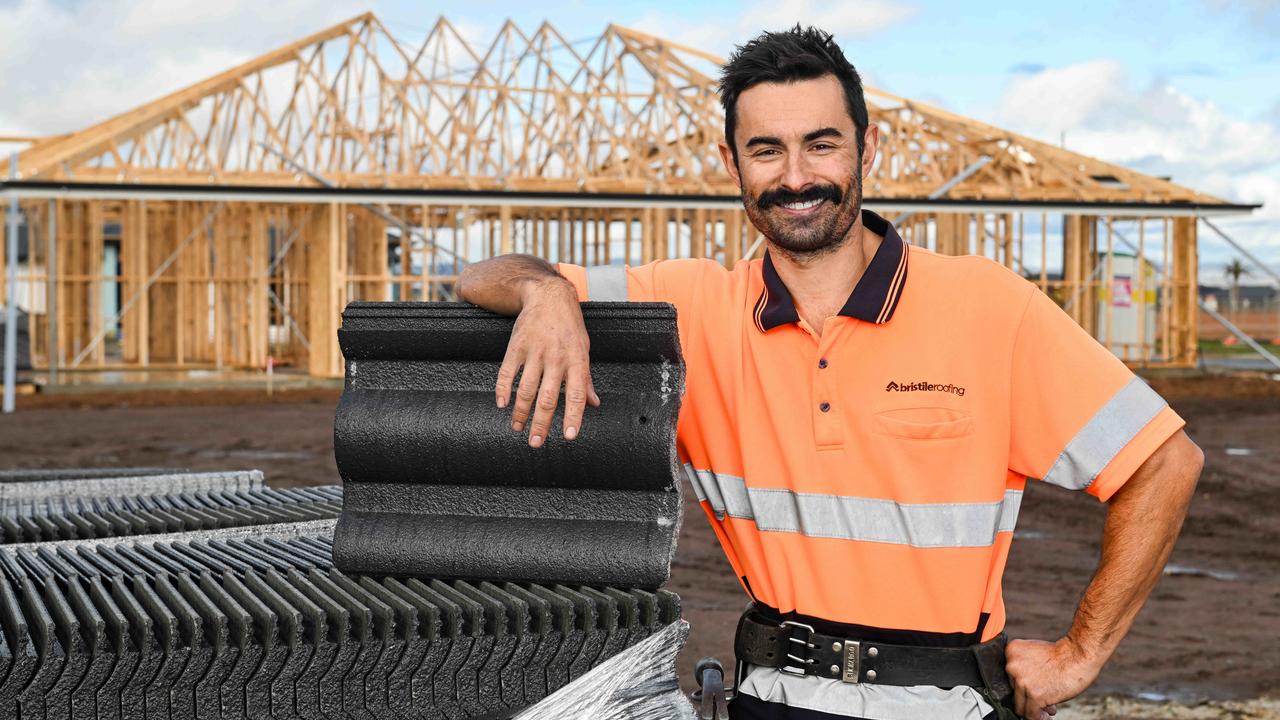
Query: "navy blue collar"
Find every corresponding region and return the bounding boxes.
[753,209,909,332]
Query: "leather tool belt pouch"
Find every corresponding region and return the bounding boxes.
[735,604,1015,709]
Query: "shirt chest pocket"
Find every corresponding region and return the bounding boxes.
[872,406,974,440]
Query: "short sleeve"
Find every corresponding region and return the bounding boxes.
[557,259,727,365]
[556,259,715,305]
[1008,286,1185,502]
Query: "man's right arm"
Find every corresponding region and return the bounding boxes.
[456,254,599,448]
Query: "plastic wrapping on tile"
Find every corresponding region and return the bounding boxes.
[513,620,695,720]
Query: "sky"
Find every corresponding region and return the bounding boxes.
[0,0,1277,281]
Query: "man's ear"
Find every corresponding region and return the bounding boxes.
[861,124,880,180]
[718,141,742,190]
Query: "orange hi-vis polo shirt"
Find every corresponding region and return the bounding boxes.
[559,209,1184,647]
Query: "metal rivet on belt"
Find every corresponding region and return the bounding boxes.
[830,665,840,674]
[832,641,842,652]
[866,670,877,681]
[867,646,879,658]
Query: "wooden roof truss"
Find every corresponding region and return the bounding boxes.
[8,13,1226,206]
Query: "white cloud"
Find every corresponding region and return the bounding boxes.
[997,60,1280,174]
[996,60,1127,138]
[993,59,1280,268]
[0,0,362,136]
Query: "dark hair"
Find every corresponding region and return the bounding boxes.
[719,25,868,164]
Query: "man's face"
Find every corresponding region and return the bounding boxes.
[718,75,876,259]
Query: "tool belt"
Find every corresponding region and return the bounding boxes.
[734,605,1013,699]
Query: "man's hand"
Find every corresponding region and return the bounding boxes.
[495,275,599,447]
[1005,637,1101,720]
[1002,430,1201,719]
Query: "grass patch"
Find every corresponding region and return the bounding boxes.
[1198,339,1278,356]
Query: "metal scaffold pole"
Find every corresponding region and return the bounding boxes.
[46,198,56,385]
[3,152,18,413]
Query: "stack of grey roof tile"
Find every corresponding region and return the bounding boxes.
[0,486,343,544]
[0,470,343,544]
[0,520,683,719]
[0,468,183,483]
[0,470,264,501]
[332,302,686,588]
[0,300,693,718]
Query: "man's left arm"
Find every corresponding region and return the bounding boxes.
[1006,428,1203,719]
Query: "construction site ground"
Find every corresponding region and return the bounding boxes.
[1,374,1277,717]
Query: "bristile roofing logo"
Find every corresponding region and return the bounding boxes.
[886,380,966,397]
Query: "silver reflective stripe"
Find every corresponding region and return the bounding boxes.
[683,464,708,503]
[585,264,628,301]
[682,463,1021,548]
[738,665,994,720]
[1042,376,1168,491]
[685,466,750,521]
[996,489,1022,534]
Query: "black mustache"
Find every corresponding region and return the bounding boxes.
[755,184,843,210]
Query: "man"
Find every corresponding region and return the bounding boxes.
[457,26,1202,720]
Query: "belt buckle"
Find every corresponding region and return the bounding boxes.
[778,621,816,676]
[840,640,861,683]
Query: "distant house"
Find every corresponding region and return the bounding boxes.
[1197,285,1280,341]
[1199,284,1278,310]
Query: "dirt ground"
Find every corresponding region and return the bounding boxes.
[1,374,1278,711]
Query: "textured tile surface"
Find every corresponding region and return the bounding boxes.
[333,302,685,588]
[0,521,682,719]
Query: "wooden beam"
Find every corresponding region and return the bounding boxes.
[307,202,344,377]
[499,205,513,254]
[1172,217,1198,366]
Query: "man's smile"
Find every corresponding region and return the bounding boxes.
[777,198,827,216]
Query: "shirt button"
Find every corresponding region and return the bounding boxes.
[818,358,829,369]
[819,402,831,412]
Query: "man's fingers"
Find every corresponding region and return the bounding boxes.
[586,373,600,408]
[511,357,543,432]
[1013,684,1028,719]
[562,366,589,441]
[1024,691,1045,720]
[495,346,523,409]
[528,366,565,448]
